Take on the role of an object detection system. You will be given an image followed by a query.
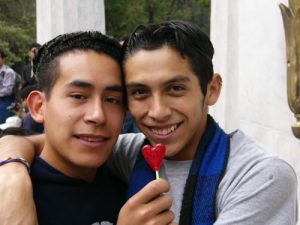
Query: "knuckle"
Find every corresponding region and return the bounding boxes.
[137,208,151,219]
[167,210,175,221]
[149,179,169,193]
[161,194,173,207]
[124,197,138,211]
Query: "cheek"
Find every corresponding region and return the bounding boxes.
[128,99,144,118]
[107,108,126,129]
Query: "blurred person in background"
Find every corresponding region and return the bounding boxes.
[0,50,17,124]
[21,43,40,90]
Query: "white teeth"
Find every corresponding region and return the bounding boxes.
[80,137,103,142]
[151,124,178,136]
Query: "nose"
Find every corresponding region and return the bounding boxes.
[84,99,106,126]
[147,95,171,121]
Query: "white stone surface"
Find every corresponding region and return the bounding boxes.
[211,0,300,222]
[36,0,105,44]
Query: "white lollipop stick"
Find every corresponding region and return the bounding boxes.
[155,170,159,179]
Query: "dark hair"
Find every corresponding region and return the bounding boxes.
[0,127,36,138]
[0,50,6,58]
[30,43,41,49]
[122,20,214,95]
[21,84,38,100]
[33,31,122,99]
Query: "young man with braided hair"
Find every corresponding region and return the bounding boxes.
[0,20,297,225]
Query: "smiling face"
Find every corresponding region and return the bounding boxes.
[124,46,221,160]
[29,50,125,181]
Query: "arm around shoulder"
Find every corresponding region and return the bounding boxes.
[0,134,45,163]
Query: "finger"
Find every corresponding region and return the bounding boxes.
[147,210,175,225]
[129,179,170,204]
[141,193,173,216]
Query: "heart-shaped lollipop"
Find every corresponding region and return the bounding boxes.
[142,144,166,179]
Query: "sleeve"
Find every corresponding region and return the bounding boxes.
[214,158,298,225]
[107,133,145,183]
[0,70,16,97]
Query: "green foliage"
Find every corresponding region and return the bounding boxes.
[105,0,211,39]
[0,0,36,67]
[0,0,210,66]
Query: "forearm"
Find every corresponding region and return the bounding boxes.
[0,161,38,224]
[0,134,45,163]
[0,134,44,224]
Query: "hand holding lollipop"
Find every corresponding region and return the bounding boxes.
[142,144,166,179]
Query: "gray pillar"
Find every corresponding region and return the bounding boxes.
[36,0,105,44]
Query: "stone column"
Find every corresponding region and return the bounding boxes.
[210,0,300,219]
[36,0,105,44]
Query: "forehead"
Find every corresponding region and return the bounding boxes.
[57,50,122,84]
[124,46,197,85]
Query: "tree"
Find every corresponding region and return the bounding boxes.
[0,0,210,68]
[0,0,36,70]
[105,0,211,39]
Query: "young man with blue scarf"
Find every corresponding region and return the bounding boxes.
[0,20,297,225]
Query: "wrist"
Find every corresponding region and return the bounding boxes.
[0,157,30,172]
[0,162,32,187]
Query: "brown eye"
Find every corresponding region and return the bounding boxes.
[71,94,87,100]
[104,97,122,104]
[129,89,149,99]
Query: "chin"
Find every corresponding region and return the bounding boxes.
[76,157,107,169]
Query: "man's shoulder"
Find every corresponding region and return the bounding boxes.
[2,65,15,74]
[223,130,296,189]
[229,130,291,163]
[216,131,297,223]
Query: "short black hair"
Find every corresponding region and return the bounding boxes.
[33,31,122,99]
[0,50,6,58]
[21,84,38,100]
[30,43,41,49]
[0,127,36,137]
[122,20,214,95]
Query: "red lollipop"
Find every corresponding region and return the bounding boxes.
[142,144,166,179]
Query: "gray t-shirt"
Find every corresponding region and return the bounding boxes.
[109,130,297,225]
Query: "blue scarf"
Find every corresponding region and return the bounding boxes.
[127,115,230,225]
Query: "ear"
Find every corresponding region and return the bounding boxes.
[26,91,46,123]
[205,73,222,106]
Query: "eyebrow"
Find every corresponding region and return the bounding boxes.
[163,75,190,86]
[126,75,191,88]
[66,80,93,89]
[66,80,123,92]
[106,85,123,92]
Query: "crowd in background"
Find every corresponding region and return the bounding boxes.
[0,44,44,137]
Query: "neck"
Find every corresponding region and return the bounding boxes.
[168,114,209,161]
[40,146,97,182]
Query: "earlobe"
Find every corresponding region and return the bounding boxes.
[206,73,222,106]
[26,91,45,123]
